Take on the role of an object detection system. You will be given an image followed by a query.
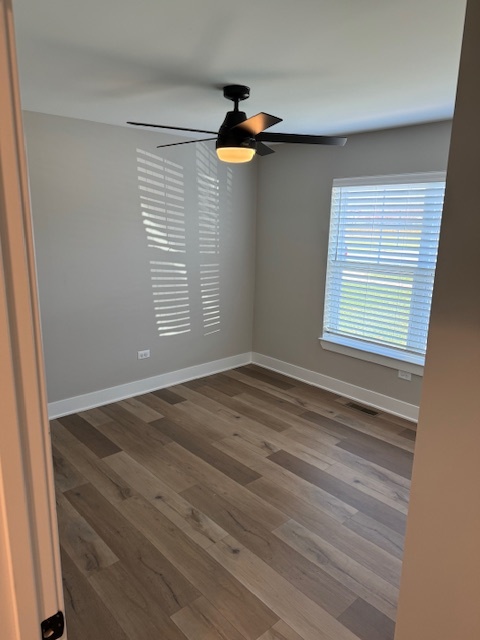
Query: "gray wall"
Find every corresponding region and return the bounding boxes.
[24,112,256,403]
[253,121,452,405]
[25,112,452,408]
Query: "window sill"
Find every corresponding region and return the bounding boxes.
[319,336,424,376]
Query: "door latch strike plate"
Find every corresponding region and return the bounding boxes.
[41,611,64,639]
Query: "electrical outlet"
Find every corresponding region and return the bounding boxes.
[398,370,412,381]
[137,350,150,360]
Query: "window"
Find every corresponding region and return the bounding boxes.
[321,172,445,370]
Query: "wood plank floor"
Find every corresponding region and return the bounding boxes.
[51,364,415,640]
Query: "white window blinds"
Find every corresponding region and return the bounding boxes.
[322,172,445,365]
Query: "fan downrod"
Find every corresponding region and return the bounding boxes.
[223,85,250,103]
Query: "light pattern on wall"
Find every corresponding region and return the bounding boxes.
[137,149,191,336]
[138,150,186,252]
[199,263,220,335]
[196,143,221,335]
[150,260,191,336]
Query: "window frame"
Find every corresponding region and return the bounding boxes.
[320,171,446,374]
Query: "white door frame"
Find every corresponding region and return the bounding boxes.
[0,0,64,638]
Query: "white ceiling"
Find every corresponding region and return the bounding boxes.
[13,0,466,137]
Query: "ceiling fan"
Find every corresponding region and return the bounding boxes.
[127,84,347,163]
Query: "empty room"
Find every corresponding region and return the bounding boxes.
[2,1,479,640]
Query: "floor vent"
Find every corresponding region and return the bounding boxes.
[346,402,379,416]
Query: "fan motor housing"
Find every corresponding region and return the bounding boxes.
[216,110,256,152]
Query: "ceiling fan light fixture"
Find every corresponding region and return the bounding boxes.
[216,146,256,163]
[216,106,256,163]
[130,83,347,157]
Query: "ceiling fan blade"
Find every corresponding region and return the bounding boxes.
[255,142,275,157]
[128,121,217,135]
[156,137,217,149]
[234,113,283,136]
[257,132,347,146]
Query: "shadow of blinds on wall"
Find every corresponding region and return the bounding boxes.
[196,143,221,335]
[137,149,191,336]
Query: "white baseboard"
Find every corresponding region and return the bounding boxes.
[49,350,418,423]
[252,352,419,422]
[48,352,252,419]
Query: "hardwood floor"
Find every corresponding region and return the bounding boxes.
[51,365,415,640]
